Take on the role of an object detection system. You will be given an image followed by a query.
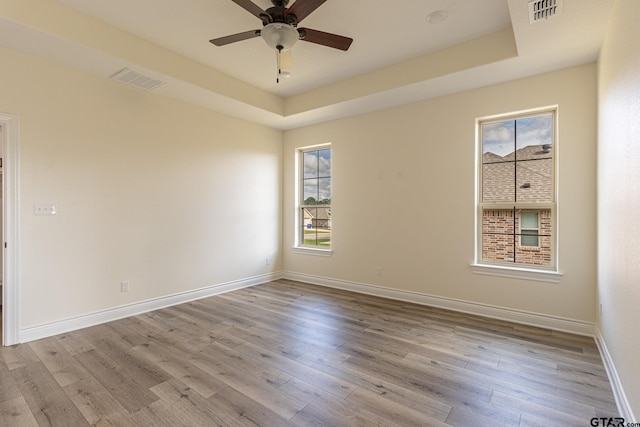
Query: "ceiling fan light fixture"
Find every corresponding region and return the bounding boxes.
[261,23,299,50]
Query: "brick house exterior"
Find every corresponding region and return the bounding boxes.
[482,208,552,266]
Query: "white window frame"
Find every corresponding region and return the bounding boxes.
[471,107,562,282]
[293,143,333,256]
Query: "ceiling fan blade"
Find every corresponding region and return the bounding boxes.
[210,29,261,46]
[231,0,267,19]
[298,28,353,51]
[285,0,327,24]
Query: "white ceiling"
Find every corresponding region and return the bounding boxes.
[0,0,615,129]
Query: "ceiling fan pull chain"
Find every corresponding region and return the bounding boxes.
[276,45,283,84]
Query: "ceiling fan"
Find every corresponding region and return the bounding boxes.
[210,0,353,82]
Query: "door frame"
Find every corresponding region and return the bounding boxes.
[1,112,20,346]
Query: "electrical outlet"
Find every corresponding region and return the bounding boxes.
[121,281,130,293]
[266,256,272,265]
[376,266,383,277]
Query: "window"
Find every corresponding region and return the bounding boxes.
[478,110,555,269]
[520,211,540,247]
[298,146,331,249]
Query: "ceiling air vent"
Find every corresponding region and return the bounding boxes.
[109,68,166,91]
[528,0,563,24]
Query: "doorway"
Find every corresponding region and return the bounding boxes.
[0,123,3,344]
[0,113,18,346]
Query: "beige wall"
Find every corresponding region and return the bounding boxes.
[0,42,599,336]
[0,46,282,328]
[284,63,597,322]
[598,0,640,419]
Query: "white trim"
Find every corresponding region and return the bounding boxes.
[283,271,592,336]
[0,113,20,346]
[291,246,332,257]
[594,327,637,423]
[470,263,563,283]
[18,272,282,343]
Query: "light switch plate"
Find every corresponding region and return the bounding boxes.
[35,203,56,215]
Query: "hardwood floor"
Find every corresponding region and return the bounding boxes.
[0,279,618,426]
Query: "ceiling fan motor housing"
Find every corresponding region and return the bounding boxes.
[261,22,300,50]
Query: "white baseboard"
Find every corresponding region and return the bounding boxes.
[18,272,283,343]
[595,327,637,422]
[282,271,595,336]
[19,270,594,341]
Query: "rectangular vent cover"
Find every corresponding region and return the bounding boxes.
[110,68,166,91]
[529,0,563,23]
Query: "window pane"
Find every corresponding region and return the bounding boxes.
[520,231,539,247]
[516,158,553,202]
[515,209,552,265]
[302,207,331,247]
[482,120,515,163]
[482,209,515,235]
[515,114,553,161]
[483,162,515,203]
[482,233,515,263]
[303,178,318,205]
[318,177,331,204]
[538,209,552,236]
[315,206,331,234]
[515,238,552,266]
[303,151,318,179]
[302,207,311,229]
[317,149,331,178]
[520,212,539,229]
[482,209,515,262]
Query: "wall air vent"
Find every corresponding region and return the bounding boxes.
[109,68,167,91]
[528,0,563,24]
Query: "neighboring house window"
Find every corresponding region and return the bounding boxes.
[520,211,540,247]
[299,146,331,249]
[478,110,555,268]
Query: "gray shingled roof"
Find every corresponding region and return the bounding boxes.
[482,144,553,203]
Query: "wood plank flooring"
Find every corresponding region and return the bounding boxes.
[0,279,618,426]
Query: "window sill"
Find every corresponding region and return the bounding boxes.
[470,263,562,283]
[292,246,333,257]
